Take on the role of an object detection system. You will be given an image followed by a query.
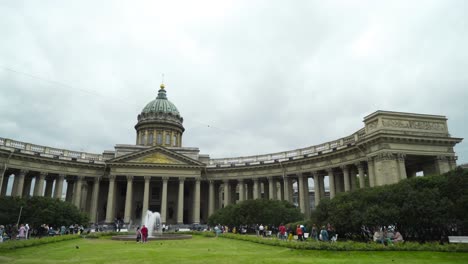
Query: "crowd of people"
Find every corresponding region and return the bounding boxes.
[0,223,86,242]
[210,223,339,242]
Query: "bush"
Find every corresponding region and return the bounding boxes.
[190,232,468,252]
[0,235,80,251]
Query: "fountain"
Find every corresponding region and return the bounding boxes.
[111,210,192,241]
[143,210,162,237]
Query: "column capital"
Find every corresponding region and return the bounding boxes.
[144,176,151,181]
[355,162,364,169]
[238,178,244,183]
[252,178,259,182]
[375,152,396,161]
[76,176,84,181]
[39,172,48,177]
[311,171,320,177]
[58,173,66,178]
[162,176,169,181]
[195,178,201,183]
[19,169,29,176]
[93,176,101,182]
[223,179,229,184]
[179,177,185,182]
[326,168,334,174]
[436,155,447,161]
[340,165,349,171]
[126,175,134,181]
[108,174,116,181]
[397,153,407,161]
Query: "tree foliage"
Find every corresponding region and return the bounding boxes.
[208,199,303,227]
[0,196,88,228]
[312,168,468,242]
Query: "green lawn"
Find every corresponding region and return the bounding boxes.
[0,236,467,264]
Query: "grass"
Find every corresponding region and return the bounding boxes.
[0,236,467,264]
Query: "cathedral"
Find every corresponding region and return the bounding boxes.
[0,84,462,225]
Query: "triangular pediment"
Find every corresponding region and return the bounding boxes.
[128,152,184,164]
[107,146,205,167]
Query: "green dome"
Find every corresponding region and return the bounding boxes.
[142,87,180,116]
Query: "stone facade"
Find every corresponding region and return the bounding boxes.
[0,89,463,225]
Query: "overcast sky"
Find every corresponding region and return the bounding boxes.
[0,0,467,164]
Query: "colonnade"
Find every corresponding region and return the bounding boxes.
[0,153,458,223]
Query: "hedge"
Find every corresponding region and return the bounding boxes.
[0,235,80,251]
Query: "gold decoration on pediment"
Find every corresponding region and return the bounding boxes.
[129,152,184,164]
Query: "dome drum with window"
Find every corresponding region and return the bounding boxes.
[135,84,184,147]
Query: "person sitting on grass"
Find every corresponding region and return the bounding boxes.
[392,229,404,243]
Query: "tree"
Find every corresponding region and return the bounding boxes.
[208,199,303,227]
[311,168,468,242]
[0,196,88,229]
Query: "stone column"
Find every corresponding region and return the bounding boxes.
[245,181,252,200]
[22,177,32,197]
[80,182,89,211]
[357,163,365,189]
[208,180,215,217]
[283,177,290,202]
[73,176,83,208]
[54,174,65,199]
[223,180,230,207]
[124,176,133,223]
[34,172,47,197]
[238,179,245,202]
[90,177,101,223]
[105,175,116,223]
[349,167,357,191]
[177,177,185,224]
[253,178,259,199]
[327,169,336,199]
[193,178,201,224]
[367,158,376,187]
[44,177,54,197]
[448,156,458,170]
[297,174,306,214]
[142,176,151,218]
[319,175,325,199]
[14,170,28,197]
[313,172,321,207]
[278,180,284,200]
[268,177,276,200]
[342,165,350,192]
[1,172,9,197]
[161,177,169,224]
[65,179,74,202]
[397,154,408,181]
[303,174,310,216]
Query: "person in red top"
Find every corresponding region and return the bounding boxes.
[279,223,286,241]
[296,225,303,241]
[140,225,148,243]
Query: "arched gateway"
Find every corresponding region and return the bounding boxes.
[0,85,463,224]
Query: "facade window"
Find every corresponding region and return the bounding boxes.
[157,133,162,145]
[165,133,171,145]
[173,134,177,146]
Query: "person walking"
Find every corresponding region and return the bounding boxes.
[141,225,148,243]
[296,225,303,241]
[136,227,142,243]
[278,223,286,241]
[17,224,26,240]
